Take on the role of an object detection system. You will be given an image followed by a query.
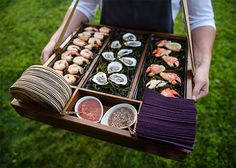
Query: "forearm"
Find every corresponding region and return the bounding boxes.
[191,26,216,100]
[191,26,216,72]
[49,9,89,45]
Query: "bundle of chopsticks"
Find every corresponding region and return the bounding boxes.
[136,88,196,151]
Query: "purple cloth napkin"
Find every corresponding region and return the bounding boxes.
[136,88,197,151]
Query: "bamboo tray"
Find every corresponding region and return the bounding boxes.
[11,24,194,161]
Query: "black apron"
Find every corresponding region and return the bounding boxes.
[100,0,173,33]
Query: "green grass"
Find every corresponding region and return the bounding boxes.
[1,0,236,167]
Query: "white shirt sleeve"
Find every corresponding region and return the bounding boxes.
[187,0,216,30]
[70,0,99,20]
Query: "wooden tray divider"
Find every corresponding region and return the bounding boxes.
[128,34,152,98]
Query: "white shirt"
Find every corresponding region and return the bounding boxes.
[70,0,216,31]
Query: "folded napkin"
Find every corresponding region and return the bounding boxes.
[136,88,196,151]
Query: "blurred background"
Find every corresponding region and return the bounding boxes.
[0,0,236,167]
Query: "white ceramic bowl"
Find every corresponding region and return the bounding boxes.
[101,103,137,129]
[74,96,103,123]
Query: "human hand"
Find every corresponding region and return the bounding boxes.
[192,65,210,101]
[40,41,56,64]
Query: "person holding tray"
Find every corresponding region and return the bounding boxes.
[41,0,216,101]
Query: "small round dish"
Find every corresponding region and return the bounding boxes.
[101,103,137,129]
[74,96,103,123]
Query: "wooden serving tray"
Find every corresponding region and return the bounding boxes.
[11,24,193,161]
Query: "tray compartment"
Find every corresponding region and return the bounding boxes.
[44,24,113,87]
[133,33,188,100]
[63,87,142,141]
[64,88,141,128]
[82,30,149,98]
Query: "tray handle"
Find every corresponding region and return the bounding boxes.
[53,0,80,54]
[181,0,196,75]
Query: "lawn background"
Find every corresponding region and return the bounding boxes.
[0,0,236,167]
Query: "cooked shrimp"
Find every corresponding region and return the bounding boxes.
[84,44,95,50]
[88,37,102,47]
[84,26,98,32]
[84,31,94,36]
[67,64,84,75]
[61,50,80,62]
[73,56,90,65]
[53,60,68,71]
[80,49,93,59]
[99,26,111,34]
[78,32,90,41]
[94,32,105,40]
[63,74,77,85]
[67,45,80,52]
[73,38,87,47]
[61,53,73,62]
[82,31,92,37]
